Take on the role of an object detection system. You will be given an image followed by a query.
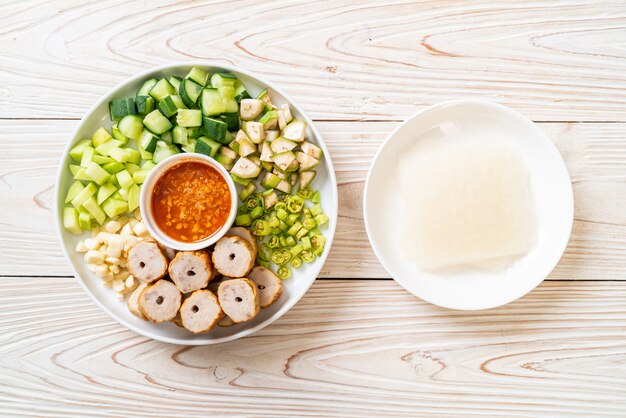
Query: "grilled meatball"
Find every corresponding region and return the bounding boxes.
[248,266,282,308]
[217,278,259,323]
[179,290,223,333]
[127,240,168,284]
[168,250,214,293]
[138,280,182,323]
[212,236,255,278]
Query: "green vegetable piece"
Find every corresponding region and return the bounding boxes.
[82,196,106,225]
[102,198,128,218]
[202,117,228,144]
[128,184,140,211]
[102,161,125,174]
[194,136,221,158]
[251,219,271,236]
[277,265,291,280]
[85,162,111,185]
[118,115,144,140]
[239,183,257,201]
[136,78,158,96]
[200,88,226,116]
[143,110,173,134]
[176,109,202,127]
[78,211,92,231]
[179,78,203,107]
[315,214,329,226]
[97,183,117,205]
[186,67,210,87]
[135,95,155,115]
[301,250,315,263]
[290,257,302,269]
[69,139,92,162]
[63,207,82,235]
[157,95,180,117]
[80,146,94,168]
[92,127,112,147]
[310,203,322,217]
[108,98,136,121]
[235,213,252,227]
[301,236,312,250]
[65,181,85,204]
[149,78,176,102]
[116,170,134,190]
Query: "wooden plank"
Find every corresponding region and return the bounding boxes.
[2,0,626,121]
[1,120,626,278]
[0,278,624,417]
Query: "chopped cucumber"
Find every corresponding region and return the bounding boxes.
[108,98,136,121]
[186,67,210,86]
[157,95,181,117]
[176,109,202,127]
[102,198,128,218]
[65,181,85,204]
[219,112,239,131]
[92,127,112,147]
[135,95,155,115]
[172,125,188,145]
[103,161,125,174]
[128,184,140,211]
[143,110,173,134]
[69,140,92,162]
[210,72,237,88]
[85,162,111,185]
[116,170,134,190]
[63,207,82,235]
[168,76,182,92]
[149,78,176,102]
[78,211,92,231]
[97,183,117,205]
[80,146,94,167]
[82,196,106,225]
[202,117,228,143]
[200,88,226,116]
[118,115,144,140]
[132,170,150,184]
[71,182,97,209]
[195,136,221,158]
[137,78,158,96]
[180,78,203,107]
[153,141,180,163]
[111,124,128,144]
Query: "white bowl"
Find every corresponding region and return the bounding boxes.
[55,62,338,344]
[364,99,573,310]
[140,153,238,251]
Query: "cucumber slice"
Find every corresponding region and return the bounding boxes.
[126,149,141,165]
[218,85,235,98]
[153,141,180,163]
[71,182,97,209]
[124,163,140,175]
[143,110,173,134]
[78,211,92,231]
[168,76,182,92]
[179,78,203,107]
[107,147,130,164]
[176,109,202,127]
[299,171,316,189]
[202,117,228,144]
[271,151,296,171]
[157,95,181,117]
[111,124,128,144]
[296,152,320,171]
[65,181,85,204]
[260,141,273,162]
[211,72,237,88]
[92,155,112,165]
[172,125,188,145]
[222,96,239,113]
[239,99,263,121]
[132,170,150,184]
[282,120,307,142]
[82,196,106,225]
[256,89,272,104]
[63,207,82,235]
[73,168,92,181]
[300,141,323,159]
[186,67,210,86]
[161,130,173,145]
[276,179,292,194]
[69,139,92,162]
[259,110,278,130]
[219,112,239,131]
[234,80,250,103]
[149,78,176,102]
[270,137,297,153]
[80,146,94,168]
[243,121,264,144]
[118,115,144,140]
[187,126,203,138]
[195,136,222,158]
[137,78,158,96]
[102,161,125,174]
[139,129,160,153]
[116,170,134,190]
[85,162,111,185]
[260,172,281,189]
[135,95,155,115]
[108,98,136,121]
[200,88,226,116]
[182,139,197,153]
[128,184,140,211]
[94,139,122,157]
[102,198,128,218]
[97,183,117,205]
[92,127,112,147]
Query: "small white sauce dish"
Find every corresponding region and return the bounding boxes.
[140,153,238,251]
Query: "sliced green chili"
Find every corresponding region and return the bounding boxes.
[277,265,291,279]
[252,219,271,236]
[267,235,280,249]
[301,250,315,263]
[297,187,313,200]
[287,195,304,213]
[290,257,302,269]
[235,213,252,227]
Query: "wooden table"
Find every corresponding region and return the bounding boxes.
[1,1,625,416]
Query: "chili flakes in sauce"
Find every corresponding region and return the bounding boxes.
[152,161,231,243]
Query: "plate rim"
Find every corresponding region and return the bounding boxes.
[363,98,574,310]
[54,61,338,344]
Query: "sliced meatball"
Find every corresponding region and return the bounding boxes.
[226,227,258,257]
[248,266,283,308]
[127,240,168,284]
[212,236,255,278]
[127,283,148,320]
[217,278,259,323]
[179,290,223,333]
[138,280,182,323]
[158,242,177,261]
[169,251,214,293]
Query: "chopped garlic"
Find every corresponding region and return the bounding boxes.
[74,241,88,253]
[84,238,101,251]
[112,279,125,292]
[134,208,142,220]
[84,250,105,265]
[132,221,148,237]
[104,220,122,234]
[86,263,98,272]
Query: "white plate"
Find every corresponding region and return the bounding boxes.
[55,62,338,344]
[364,99,573,310]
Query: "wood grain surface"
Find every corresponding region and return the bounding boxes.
[0,278,625,418]
[1,120,625,279]
[2,0,626,121]
[1,0,625,416]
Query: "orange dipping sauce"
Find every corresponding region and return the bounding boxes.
[152,161,231,243]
